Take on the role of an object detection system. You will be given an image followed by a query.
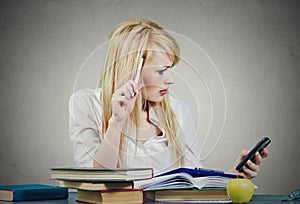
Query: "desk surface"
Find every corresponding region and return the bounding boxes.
[0,192,299,203]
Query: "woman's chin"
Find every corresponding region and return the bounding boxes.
[145,96,165,103]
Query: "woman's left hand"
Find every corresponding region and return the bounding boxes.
[231,148,269,179]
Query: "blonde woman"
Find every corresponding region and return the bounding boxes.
[69,19,268,177]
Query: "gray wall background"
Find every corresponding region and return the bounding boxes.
[0,0,299,194]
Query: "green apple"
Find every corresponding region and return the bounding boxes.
[226,178,254,203]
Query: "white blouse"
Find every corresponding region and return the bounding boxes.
[69,88,202,175]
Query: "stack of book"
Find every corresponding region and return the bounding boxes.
[51,167,239,203]
[50,167,154,204]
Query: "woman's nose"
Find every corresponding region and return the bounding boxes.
[164,69,174,85]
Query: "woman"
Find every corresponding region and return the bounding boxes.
[69,19,268,178]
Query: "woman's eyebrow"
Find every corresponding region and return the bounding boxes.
[152,64,173,69]
[162,65,172,69]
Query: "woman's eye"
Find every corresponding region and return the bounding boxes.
[158,69,167,75]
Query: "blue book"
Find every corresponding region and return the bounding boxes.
[0,184,68,202]
[157,167,241,178]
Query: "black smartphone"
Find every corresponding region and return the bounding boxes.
[235,137,271,172]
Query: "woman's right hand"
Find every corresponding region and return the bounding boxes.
[111,80,141,128]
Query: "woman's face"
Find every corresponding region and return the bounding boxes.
[141,50,174,103]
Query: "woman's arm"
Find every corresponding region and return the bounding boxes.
[69,89,125,168]
[93,118,122,168]
[69,89,127,168]
[69,89,103,167]
[69,81,140,168]
[93,80,140,167]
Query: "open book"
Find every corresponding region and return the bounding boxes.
[134,167,238,191]
[134,173,231,191]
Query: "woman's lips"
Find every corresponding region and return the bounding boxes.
[159,89,168,96]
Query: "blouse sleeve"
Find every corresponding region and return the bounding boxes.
[69,89,102,167]
[172,98,202,168]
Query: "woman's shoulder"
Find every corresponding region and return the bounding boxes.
[71,88,101,98]
[70,88,101,101]
[69,88,102,110]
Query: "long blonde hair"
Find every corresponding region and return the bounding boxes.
[100,19,184,168]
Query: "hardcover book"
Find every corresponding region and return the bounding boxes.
[76,188,144,204]
[51,167,153,181]
[58,180,133,191]
[0,184,68,202]
[145,187,230,202]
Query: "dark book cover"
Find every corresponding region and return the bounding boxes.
[0,184,68,202]
[157,168,240,178]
